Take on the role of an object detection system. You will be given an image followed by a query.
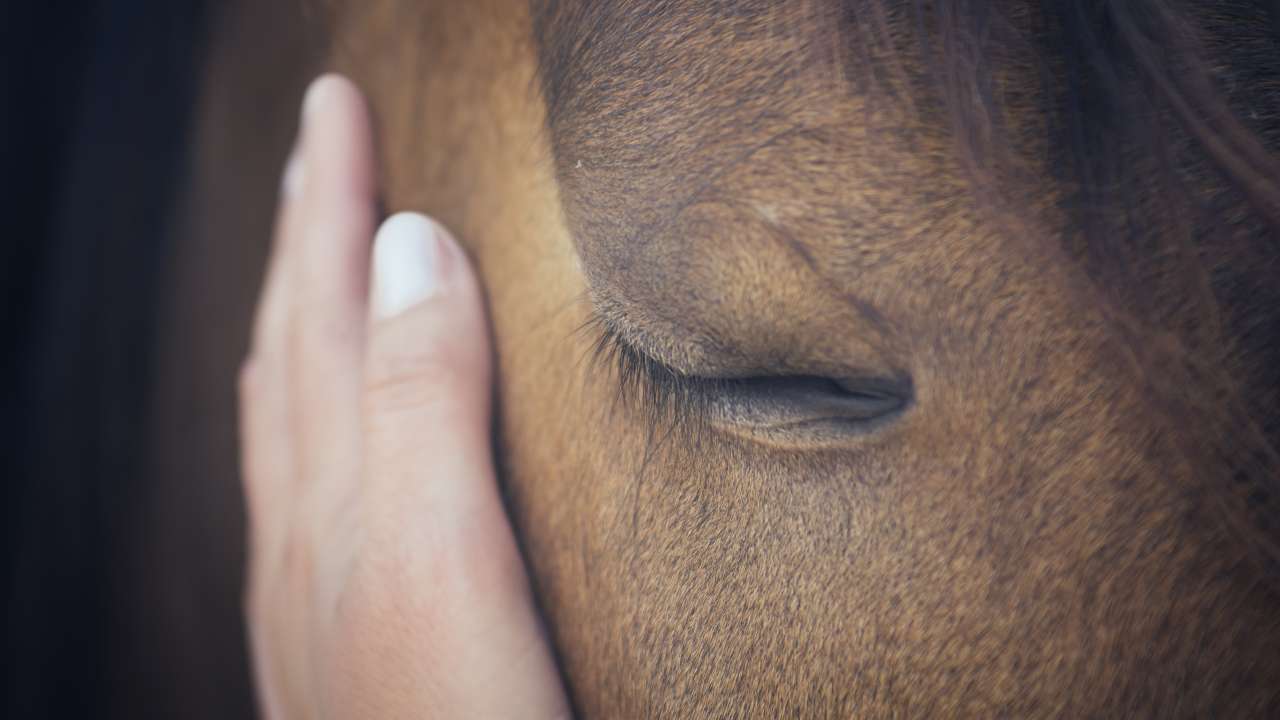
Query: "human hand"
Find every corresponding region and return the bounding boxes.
[238,74,570,719]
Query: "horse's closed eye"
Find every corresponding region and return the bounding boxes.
[588,314,911,447]
[702,374,911,444]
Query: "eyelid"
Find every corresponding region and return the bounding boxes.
[587,312,716,429]
[584,310,912,445]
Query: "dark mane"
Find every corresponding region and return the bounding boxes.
[531,0,1280,584]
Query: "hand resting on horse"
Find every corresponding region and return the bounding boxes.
[237,74,569,719]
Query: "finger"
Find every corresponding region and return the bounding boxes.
[356,213,570,718]
[363,213,493,501]
[250,133,306,356]
[240,94,311,720]
[241,117,306,542]
[288,74,378,501]
[238,358,297,720]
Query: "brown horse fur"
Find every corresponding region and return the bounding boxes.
[320,0,1280,715]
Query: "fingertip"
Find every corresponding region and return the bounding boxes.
[281,145,305,200]
[363,212,491,432]
[281,73,359,199]
[300,73,377,202]
[303,73,362,123]
[371,213,446,319]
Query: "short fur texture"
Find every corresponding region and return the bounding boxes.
[329,0,1280,715]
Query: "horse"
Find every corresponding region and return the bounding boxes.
[142,0,1280,716]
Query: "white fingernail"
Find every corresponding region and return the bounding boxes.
[281,146,304,199]
[302,75,330,123]
[372,213,443,319]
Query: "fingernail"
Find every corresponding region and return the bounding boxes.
[281,144,304,199]
[284,76,330,200]
[372,213,445,319]
[302,74,331,124]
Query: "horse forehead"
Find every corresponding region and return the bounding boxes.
[536,1,962,300]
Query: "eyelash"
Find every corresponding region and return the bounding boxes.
[582,313,728,436]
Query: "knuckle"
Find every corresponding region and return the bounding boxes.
[363,347,468,415]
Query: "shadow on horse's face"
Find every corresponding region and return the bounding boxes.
[336,0,1280,715]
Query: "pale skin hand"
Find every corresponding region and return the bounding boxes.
[238,74,570,719]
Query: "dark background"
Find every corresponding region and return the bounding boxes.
[3,2,318,717]
[1,1,209,712]
[4,2,211,717]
